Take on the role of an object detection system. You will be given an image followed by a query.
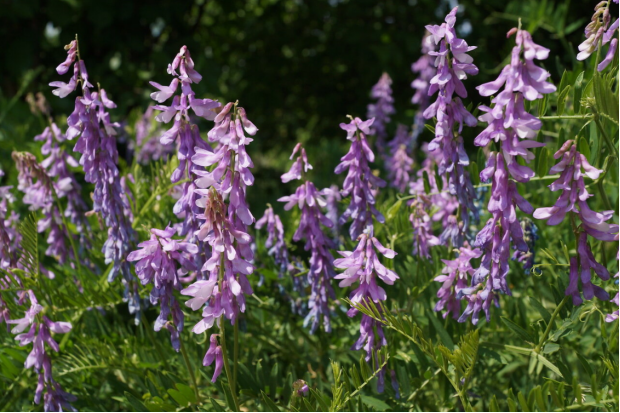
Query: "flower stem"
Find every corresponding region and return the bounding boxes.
[220,323,240,411]
[233,321,239,394]
[540,115,593,120]
[535,296,569,353]
[179,335,200,405]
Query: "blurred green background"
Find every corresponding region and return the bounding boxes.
[0,0,595,209]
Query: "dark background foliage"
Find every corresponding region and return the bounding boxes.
[0,0,595,208]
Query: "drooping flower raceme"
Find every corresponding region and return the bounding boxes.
[577,1,619,72]
[181,102,257,381]
[462,28,556,324]
[511,218,539,275]
[256,206,289,276]
[411,32,436,145]
[134,106,175,164]
[433,246,482,321]
[334,230,399,393]
[423,7,479,233]
[128,226,198,350]
[279,143,336,332]
[151,46,221,245]
[367,72,395,155]
[336,117,386,239]
[533,140,618,305]
[8,290,75,412]
[386,124,414,193]
[50,40,139,318]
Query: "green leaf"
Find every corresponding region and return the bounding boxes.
[556,85,571,116]
[427,310,454,351]
[422,171,432,195]
[537,354,563,377]
[573,71,585,113]
[470,161,480,185]
[386,199,402,221]
[543,343,560,354]
[360,395,390,411]
[424,124,435,135]
[529,297,552,325]
[434,163,443,191]
[501,317,535,343]
[517,391,530,411]
[124,392,149,412]
[536,147,549,178]
[261,390,281,412]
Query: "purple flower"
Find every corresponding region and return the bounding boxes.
[423,6,479,232]
[51,41,137,309]
[128,226,198,350]
[386,124,414,193]
[367,73,395,154]
[203,334,224,382]
[534,140,618,305]
[607,254,619,322]
[256,206,289,276]
[577,2,618,71]
[322,184,341,242]
[434,246,482,320]
[460,27,555,324]
[335,117,386,239]
[278,144,335,333]
[411,32,437,145]
[511,218,539,274]
[9,291,75,411]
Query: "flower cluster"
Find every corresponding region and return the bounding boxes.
[334,230,399,392]
[50,40,138,317]
[0,170,18,271]
[606,254,619,322]
[8,291,75,411]
[279,144,336,332]
[386,124,414,193]
[423,7,479,232]
[256,206,289,276]
[336,117,386,239]
[181,101,257,381]
[511,218,539,274]
[411,32,436,145]
[128,226,198,350]
[577,1,618,71]
[533,140,618,305]
[461,27,556,324]
[433,246,482,321]
[367,72,395,154]
[150,46,221,250]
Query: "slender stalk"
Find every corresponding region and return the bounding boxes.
[179,335,200,405]
[540,115,593,120]
[233,321,239,394]
[220,323,240,411]
[594,116,619,156]
[535,296,569,353]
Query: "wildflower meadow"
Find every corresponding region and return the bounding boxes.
[0,0,618,411]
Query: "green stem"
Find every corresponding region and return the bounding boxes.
[233,321,239,395]
[596,179,614,212]
[220,323,240,411]
[540,115,593,120]
[132,180,189,229]
[594,116,619,156]
[535,296,569,353]
[180,335,201,405]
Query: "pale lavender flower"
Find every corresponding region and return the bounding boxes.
[411,32,436,144]
[322,184,341,242]
[460,27,555,324]
[434,246,482,320]
[386,124,414,193]
[128,226,198,350]
[1,170,19,271]
[203,334,224,382]
[256,206,289,276]
[279,144,335,333]
[606,254,619,322]
[576,1,619,71]
[336,117,386,239]
[367,73,395,154]
[409,200,441,258]
[423,6,479,230]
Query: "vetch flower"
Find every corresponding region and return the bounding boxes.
[386,124,414,193]
[411,32,437,145]
[278,144,336,333]
[423,7,479,234]
[576,1,619,71]
[367,73,395,155]
[256,206,289,276]
[335,116,386,239]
